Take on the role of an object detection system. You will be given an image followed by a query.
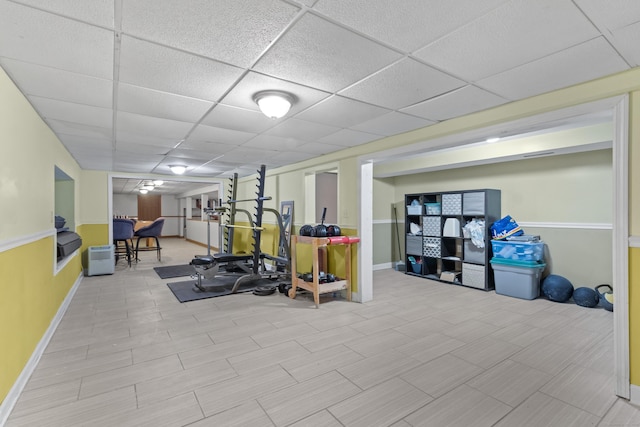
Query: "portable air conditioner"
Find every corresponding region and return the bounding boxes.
[88,245,115,276]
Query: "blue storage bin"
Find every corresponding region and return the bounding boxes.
[491,240,544,262]
[407,205,422,215]
[424,203,441,215]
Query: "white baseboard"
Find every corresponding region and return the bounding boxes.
[630,384,640,406]
[351,291,361,303]
[373,262,393,271]
[0,272,83,427]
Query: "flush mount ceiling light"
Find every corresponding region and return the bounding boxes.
[169,165,187,175]
[142,185,154,191]
[153,180,164,186]
[253,90,294,119]
[486,137,501,143]
[139,189,148,194]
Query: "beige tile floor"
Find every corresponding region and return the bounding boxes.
[6,238,640,426]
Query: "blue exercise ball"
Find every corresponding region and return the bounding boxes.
[572,287,599,308]
[541,274,574,303]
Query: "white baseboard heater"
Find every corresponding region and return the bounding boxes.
[88,245,114,276]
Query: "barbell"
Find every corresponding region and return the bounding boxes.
[223,224,265,231]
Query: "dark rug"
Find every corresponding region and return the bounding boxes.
[167,276,276,303]
[153,264,196,279]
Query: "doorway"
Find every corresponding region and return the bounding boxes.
[316,172,337,224]
[138,194,161,221]
[359,95,629,399]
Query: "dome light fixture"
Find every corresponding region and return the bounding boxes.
[253,90,294,119]
[169,165,187,175]
[153,180,164,186]
[139,189,148,194]
[142,185,154,191]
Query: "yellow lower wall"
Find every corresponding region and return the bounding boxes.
[0,237,82,403]
[230,223,359,292]
[291,227,359,293]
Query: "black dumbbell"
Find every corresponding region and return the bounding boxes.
[327,225,341,236]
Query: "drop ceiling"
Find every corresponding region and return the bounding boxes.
[111,177,219,196]
[1,0,639,181]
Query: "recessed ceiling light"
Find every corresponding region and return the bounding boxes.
[139,189,148,194]
[486,137,500,143]
[153,180,164,186]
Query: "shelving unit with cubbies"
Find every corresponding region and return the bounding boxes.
[404,189,501,290]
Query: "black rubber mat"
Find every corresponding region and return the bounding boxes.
[153,264,196,279]
[167,276,275,303]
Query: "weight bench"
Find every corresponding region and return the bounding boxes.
[191,253,256,292]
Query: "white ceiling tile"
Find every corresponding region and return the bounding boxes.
[112,164,153,173]
[115,142,173,156]
[115,131,180,149]
[57,133,112,149]
[200,104,277,134]
[296,141,345,155]
[121,0,300,67]
[116,111,193,140]
[574,0,640,32]
[401,86,509,121]
[313,0,509,52]
[179,140,237,154]
[350,112,434,136]
[215,161,258,172]
[119,36,244,102]
[189,124,256,145]
[67,146,113,159]
[221,71,331,114]
[0,59,112,108]
[295,0,318,7]
[340,58,465,109]
[11,0,115,28]
[216,147,278,163]
[265,118,340,140]
[78,156,114,171]
[0,2,113,78]
[476,37,630,100]
[241,134,306,151]
[114,151,165,165]
[2,0,638,178]
[219,165,271,177]
[186,163,234,176]
[609,21,640,67]
[30,96,112,128]
[117,83,213,123]
[414,0,601,81]
[46,118,113,139]
[60,137,113,169]
[254,13,402,92]
[263,151,316,165]
[296,95,390,128]
[168,148,227,161]
[318,129,381,147]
